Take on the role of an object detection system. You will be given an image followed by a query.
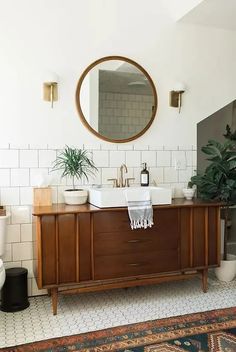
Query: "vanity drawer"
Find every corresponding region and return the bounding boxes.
[94,250,180,280]
[94,230,179,256]
[93,211,131,233]
[93,208,179,234]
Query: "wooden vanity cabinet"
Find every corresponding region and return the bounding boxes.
[33,200,221,315]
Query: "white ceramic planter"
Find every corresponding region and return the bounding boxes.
[215,254,236,282]
[182,188,195,200]
[63,189,88,205]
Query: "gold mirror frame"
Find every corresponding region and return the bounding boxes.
[75,56,158,143]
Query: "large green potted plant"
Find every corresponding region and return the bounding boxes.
[190,139,236,281]
[52,146,97,205]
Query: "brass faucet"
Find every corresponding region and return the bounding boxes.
[119,164,128,187]
[107,164,135,187]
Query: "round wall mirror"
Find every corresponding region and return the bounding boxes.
[76,56,158,143]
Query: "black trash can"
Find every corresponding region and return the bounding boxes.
[0,267,30,312]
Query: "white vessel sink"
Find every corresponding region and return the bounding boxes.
[88,186,172,208]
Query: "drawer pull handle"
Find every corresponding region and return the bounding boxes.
[127,239,141,243]
[128,263,141,267]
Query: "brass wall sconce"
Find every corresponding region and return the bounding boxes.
[169,83,185,113]
[43,72,58,108]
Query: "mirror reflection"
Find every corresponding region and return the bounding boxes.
[77,57,157,142]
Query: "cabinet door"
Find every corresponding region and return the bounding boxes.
[40,215,57,287]
[58,214,78,284]
[79,213,92,281]
[39,214,79,287]
[39,213,92,288]
[93,208,180,280]
[180,206,220,270]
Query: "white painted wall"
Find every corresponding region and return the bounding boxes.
[89,68,99,130]
[80,68,99,130]
[180,0,236,31]
[0,0,235,147]
[160,0,204,21]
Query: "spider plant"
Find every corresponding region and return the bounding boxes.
[52,146,98,189]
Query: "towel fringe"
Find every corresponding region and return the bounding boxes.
[130,219,154,230]
[125,190,154,230]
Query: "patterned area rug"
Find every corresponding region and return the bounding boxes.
[2,307,236,351]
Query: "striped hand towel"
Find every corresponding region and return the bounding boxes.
[124,189,154,230]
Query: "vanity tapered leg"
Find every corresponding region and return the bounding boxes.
[202,269,208,293]
[47,289,51,297]
[51,288,58,315]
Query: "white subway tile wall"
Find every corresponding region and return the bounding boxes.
[117,144,133,150]
[12,242,33,261]
[30,168,49,186]
[21,259,34,278]
[20,187,33,205]
[156,151,171,167]
[0,144,196,296]
[20,150,38,168]
[3,243,12,262]
[171,151,186,169]
[101,144,117,151]
[11,168,30,187]
[1,188,20,205]
[39,150,57,168]
[92,150,109,167]
[101,167,117,185]
[0,150,19,168]
[109,151,126,167]
[126,151,141,167]
[21,224,33,242]
[179,167,195,183]
[11,206,31,224]
[0,169,11,187]
[6,224,21,243]
[141,151,156,167]
[134,145,149,151]
[148,167,164,184]
[10,143,29,150]
[163,167,178,183]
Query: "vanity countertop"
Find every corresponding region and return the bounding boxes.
[32,198,223,216]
